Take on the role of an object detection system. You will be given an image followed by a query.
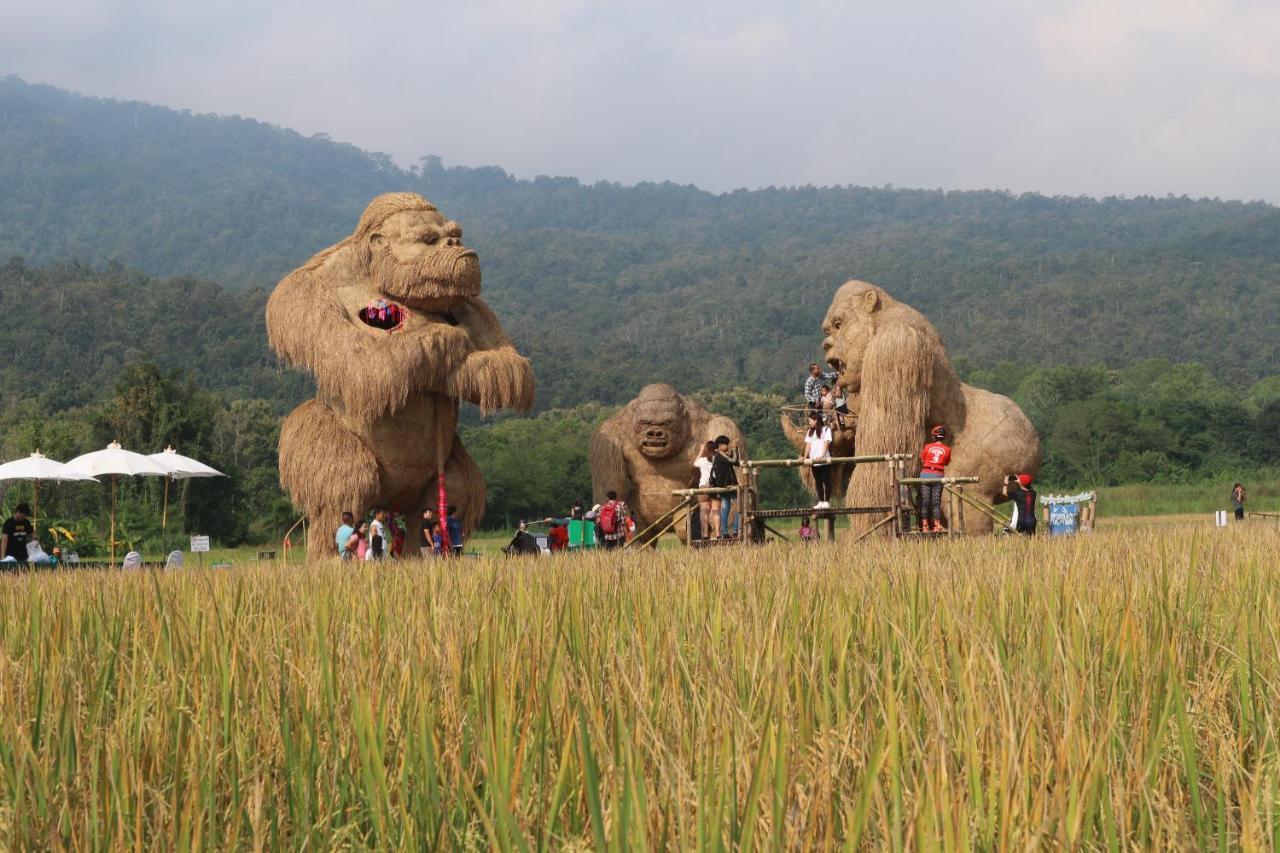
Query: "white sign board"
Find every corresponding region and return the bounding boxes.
[190,535,211,552]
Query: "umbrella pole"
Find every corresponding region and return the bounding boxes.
[162,476,170,553]
[33,480,39,537]
[110,475,117,567]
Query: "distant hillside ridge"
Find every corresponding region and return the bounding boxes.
[3,75,1279,405]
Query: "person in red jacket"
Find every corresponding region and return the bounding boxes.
[918,425,951,533]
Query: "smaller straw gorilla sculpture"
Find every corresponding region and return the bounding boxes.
[589,384,744,544]
[267,193,534,559]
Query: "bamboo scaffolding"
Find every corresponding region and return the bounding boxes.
[670,486,740,497]
[742,453,913,470]
[850,513,899,545]
[946,485,1011,528]
[897,476,980,485]
[626,498,694,548]
[625,501,691,551]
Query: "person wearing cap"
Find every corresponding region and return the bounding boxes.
[918,426,951,533]
[1003,473,1038,535]
[1,502,34,568]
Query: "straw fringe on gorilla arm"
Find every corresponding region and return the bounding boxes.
[845,325,935,526]
[588,428,631,505]
[267,266,472,423]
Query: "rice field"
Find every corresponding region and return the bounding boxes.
[1,523,1278,849]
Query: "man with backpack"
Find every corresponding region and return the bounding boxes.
[597,491,625,550]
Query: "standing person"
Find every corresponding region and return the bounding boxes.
[830,384,850,429]
[446,505,464,557]
[546,519,569,552]
[1003,473,1038,535]
[389,513,406,558]
[420,509,439,556]
[804,363,839,412]
[598,491,625,550]
[1,503,34,568]
[918,425,951,533]
[798,517,816,543]
[710,436,740,539]
[1232,483,1247,521]
[693,440,717,540]
[570,499,586,521]
[348,521,370,561]
[803,412,834,509]
[368,510,387,560]
[335,511,355,559]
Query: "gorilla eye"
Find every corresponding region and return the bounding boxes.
[421,233,439,245]
[833,320,843,330]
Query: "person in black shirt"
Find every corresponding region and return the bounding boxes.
[710,436,740,538]
[420,508,438,555]
[1,503,35,566]
[1003,474,1037,535]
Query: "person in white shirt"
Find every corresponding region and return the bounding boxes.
[802,412,834,509]
[367,509,387,560]
[692,440,717,540]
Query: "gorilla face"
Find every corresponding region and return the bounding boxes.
[821,283,880,394]
[364,209,481,318]
[632,386,690,459]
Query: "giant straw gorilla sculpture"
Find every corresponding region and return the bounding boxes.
[590,384,744,544]
[267,193,534,559]
[818,281,1041,534]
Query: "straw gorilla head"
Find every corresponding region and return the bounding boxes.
[820,282,887,394]
[352,192,481,314]
[632,384,692,459]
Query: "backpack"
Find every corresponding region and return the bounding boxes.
[599,501,619,535]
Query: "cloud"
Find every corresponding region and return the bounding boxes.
[1,0,1278,200]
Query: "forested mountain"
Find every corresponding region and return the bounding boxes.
[3,74,1280,413]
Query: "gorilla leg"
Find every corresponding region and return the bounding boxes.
[279,400,380,562]
[420,435,487,546]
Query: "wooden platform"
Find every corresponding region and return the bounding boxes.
[751,506,892,519]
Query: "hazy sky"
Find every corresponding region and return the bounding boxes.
[5,0,1279,200]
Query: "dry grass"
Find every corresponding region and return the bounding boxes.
[1,523,1278,849]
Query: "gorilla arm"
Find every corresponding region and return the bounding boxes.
[855,323,934,458]
[447,297,536,414]
[267,267,472,422]
[844,323,935,513]
[588,425,632,505]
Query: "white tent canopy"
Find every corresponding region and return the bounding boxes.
[147,446,226,543]
[0,450,98,529]
[64,442,169,478]
[64,442,169,564]
[0,451,98,484]
[147,446,224,479]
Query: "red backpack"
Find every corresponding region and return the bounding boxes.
[599,501,619,534]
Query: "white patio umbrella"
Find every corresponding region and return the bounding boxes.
[147,446,225,546]
[0,451,98,530]
[63,442,169,564]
